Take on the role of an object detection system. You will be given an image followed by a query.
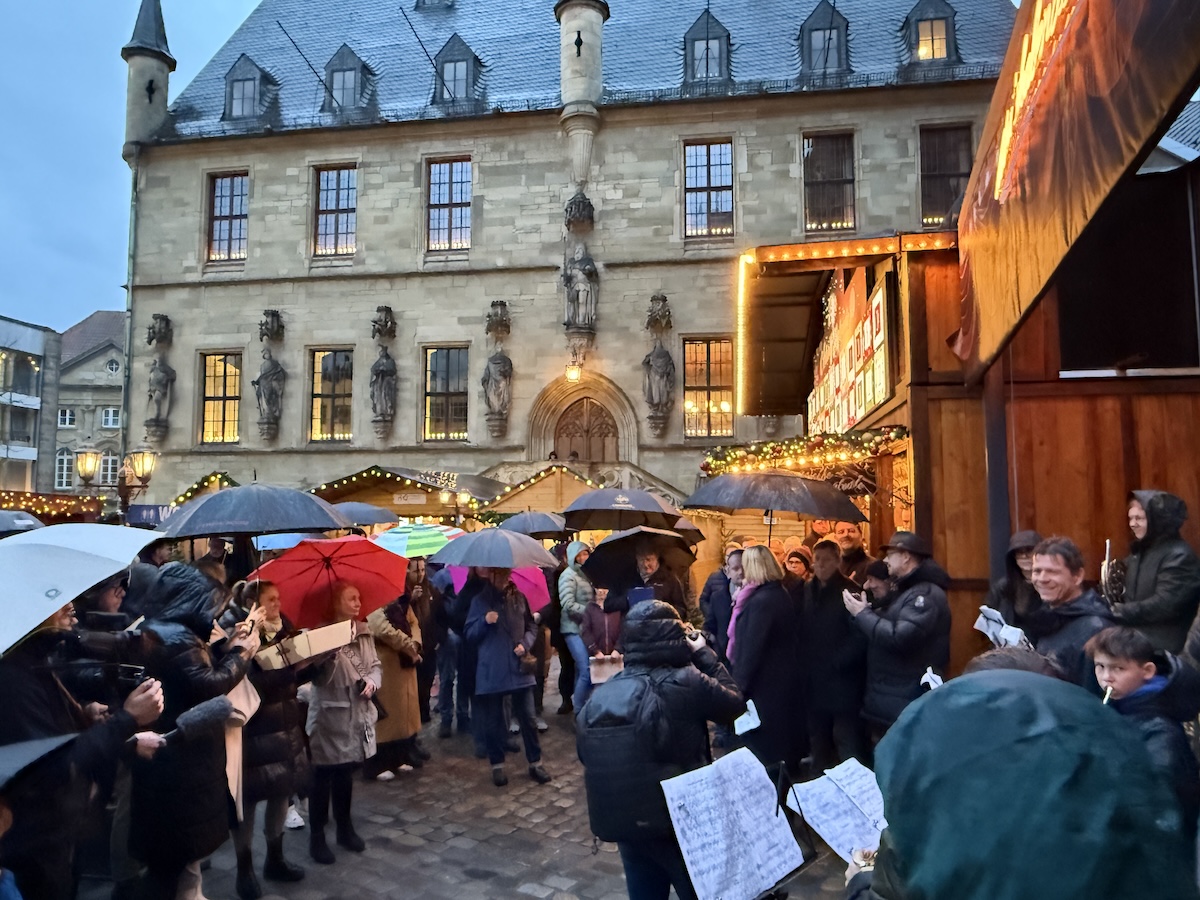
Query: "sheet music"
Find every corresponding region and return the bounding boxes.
[973,605,1031,649]
[822,759,887,830]
[662,747,804,900]
[788,774,882,864]
[733,699,760,736]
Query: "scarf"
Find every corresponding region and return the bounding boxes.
[725,581,758,668]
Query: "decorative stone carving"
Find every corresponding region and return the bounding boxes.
[562,243,598,332]
[482,351,514,438]
[485,300,511,341]
[564,190,594,233]
[145,314,173,348]
[641,292,675,438]
[370,346,398,438]
[644,292,672,333]
[259,309,285,343]
[143,353,176,444]
[252,348,286,441]
[370,306,397,341]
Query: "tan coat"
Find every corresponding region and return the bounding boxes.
[366,604,422,744]
[306,624,381,766]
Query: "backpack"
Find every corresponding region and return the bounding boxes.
[576,669,683,842]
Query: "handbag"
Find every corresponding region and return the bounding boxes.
[517,653,538,677]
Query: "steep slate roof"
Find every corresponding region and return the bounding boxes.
[165,0,1016,141]
[1166,101,1200,152]
[61,311,125,367]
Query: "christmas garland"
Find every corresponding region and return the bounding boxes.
[700,427,908,476]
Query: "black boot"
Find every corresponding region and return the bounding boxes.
[309,768,335,865]
[308,830,335,865]
[236,850,263,900]
[332,767,366,852]
[263,836,305,882]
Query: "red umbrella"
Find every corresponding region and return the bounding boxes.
[249,534,409,629]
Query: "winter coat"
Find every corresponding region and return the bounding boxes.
[366,601,422,745]
[854,559,951,727]
[0,632,138,875]
[857,670,1199,900]
[242,614,311,804]
[729,580,806,770]
[984,530,1044,635]
[131,564,250,867]
[581,601,624,656]
[558,547,594,637]
[700,570,734,661]
[1117,490,1200,653]
[800,571,868,714]
[306,624,381,766]
[1030,588,1113,694]
[840,546,876,586]
[642,567,688,621]
[465,581,537,696]
[1111,658,1200,847]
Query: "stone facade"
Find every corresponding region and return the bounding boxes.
[121,0,999,505]
[54,328,126,493]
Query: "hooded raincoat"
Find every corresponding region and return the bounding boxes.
[983,530,1043,634]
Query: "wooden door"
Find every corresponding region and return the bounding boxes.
[555,398,619,462]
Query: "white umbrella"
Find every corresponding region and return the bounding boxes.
[0,524,158,654]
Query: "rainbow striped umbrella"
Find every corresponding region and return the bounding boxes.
[373,523,464,559]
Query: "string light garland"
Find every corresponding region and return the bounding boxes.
[0,490,102,518]
[473,465,594,511]
[700,427,909,477]
[308,467,442,497]
[170,472,239,508]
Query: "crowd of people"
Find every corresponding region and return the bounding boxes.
[5,487,1200,900]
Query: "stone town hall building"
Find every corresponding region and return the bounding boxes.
[120,0,1014,508]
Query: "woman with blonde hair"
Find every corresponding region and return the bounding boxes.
[305,582,381,865]
[725,545,806,773]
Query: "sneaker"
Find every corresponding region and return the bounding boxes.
[528,764,552,784]
[535,717,549,733]
[284,806,305,830]
[397,763,415,772]
[492,766,508,787]
[438,721,453,739]
[375,771,396,782]
[508,720,520,735]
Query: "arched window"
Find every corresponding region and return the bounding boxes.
[55,448,75,491]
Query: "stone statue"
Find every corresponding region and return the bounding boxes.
[145,314,173,348]
[252,348,286,433]
[146,355,176,422]
[562,244,598,330]
[370,346,398,421]
[370,306,397,341]
[482,351,513,417]
[642,340,676,438]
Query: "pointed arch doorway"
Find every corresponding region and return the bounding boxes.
[554,398,619,462]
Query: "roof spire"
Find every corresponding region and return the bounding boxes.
[122,0,176,72]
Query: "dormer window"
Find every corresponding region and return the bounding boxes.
[231,79,257,117]
[800,1,850,75]
[917,19,948,60]
[433,34,481,105]
[324,45,368,112]
[330,69,357,109]
[684,11,731,84]
[224,55,270,120]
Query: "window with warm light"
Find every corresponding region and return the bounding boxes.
[230,78,258,117]
[208,173,249,262]
[428,159,472,251]
[424,347,469,441]
[58,408,75,428]
[803,133,856,233]
[331,69,358,108]
[101,408,121,429]
[916,19,948,60]
[201,353,241,444]
[310,350,353,441]
[684,140,734,238]
[99,451,120,486]
[920,125,972,228]
[684,338,734,438]
[54,449,74,491]
[314,167,357,257]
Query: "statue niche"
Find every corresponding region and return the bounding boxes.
[370,346,398,438]
[143,353,176,444]
[252,348,286,441]
[641,292,675,439]
[562,243,598,333]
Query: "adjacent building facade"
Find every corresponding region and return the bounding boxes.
[0,316,61,492]
[120,0,1015,506]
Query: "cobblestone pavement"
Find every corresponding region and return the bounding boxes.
[82,662,845,900]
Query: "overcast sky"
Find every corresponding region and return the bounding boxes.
[0,1,259,333]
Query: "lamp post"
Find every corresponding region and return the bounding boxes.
[76,440,158,524]
[438,489,472,527]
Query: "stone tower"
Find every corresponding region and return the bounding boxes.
[554,0,609,191]
[121,0,176,164]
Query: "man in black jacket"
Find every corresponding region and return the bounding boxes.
[835,522,876,587]
[577,601,743,900]
[844,532,950,739]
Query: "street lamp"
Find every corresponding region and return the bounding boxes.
[438,489,472,526]
[76,440,158,523]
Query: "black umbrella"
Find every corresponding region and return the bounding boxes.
[562,488,682,532]
[498,511,571,540]
[0,510,44,539]
[333,501,399,527]
[583,526,697,589]
[671,516,706,546]
[157,484,355,538]
[0,734,75,792]
[683,471,864,541]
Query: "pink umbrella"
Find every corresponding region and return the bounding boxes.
[448,565,551,613]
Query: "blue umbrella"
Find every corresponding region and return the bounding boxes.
[429,528,558,569]
[157,484,354,538]
[498,511,570,540]
[562,488,682,532]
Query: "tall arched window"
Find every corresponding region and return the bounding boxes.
[55,448,75,491]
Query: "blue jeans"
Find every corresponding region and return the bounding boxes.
[479,688,540,766]
[617,837,698,900]
[436,631,469,727]
[563,633,592,711]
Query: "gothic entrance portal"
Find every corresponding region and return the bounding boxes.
[554,398,618,462]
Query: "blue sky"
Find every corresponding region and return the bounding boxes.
[0,1,259,333]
